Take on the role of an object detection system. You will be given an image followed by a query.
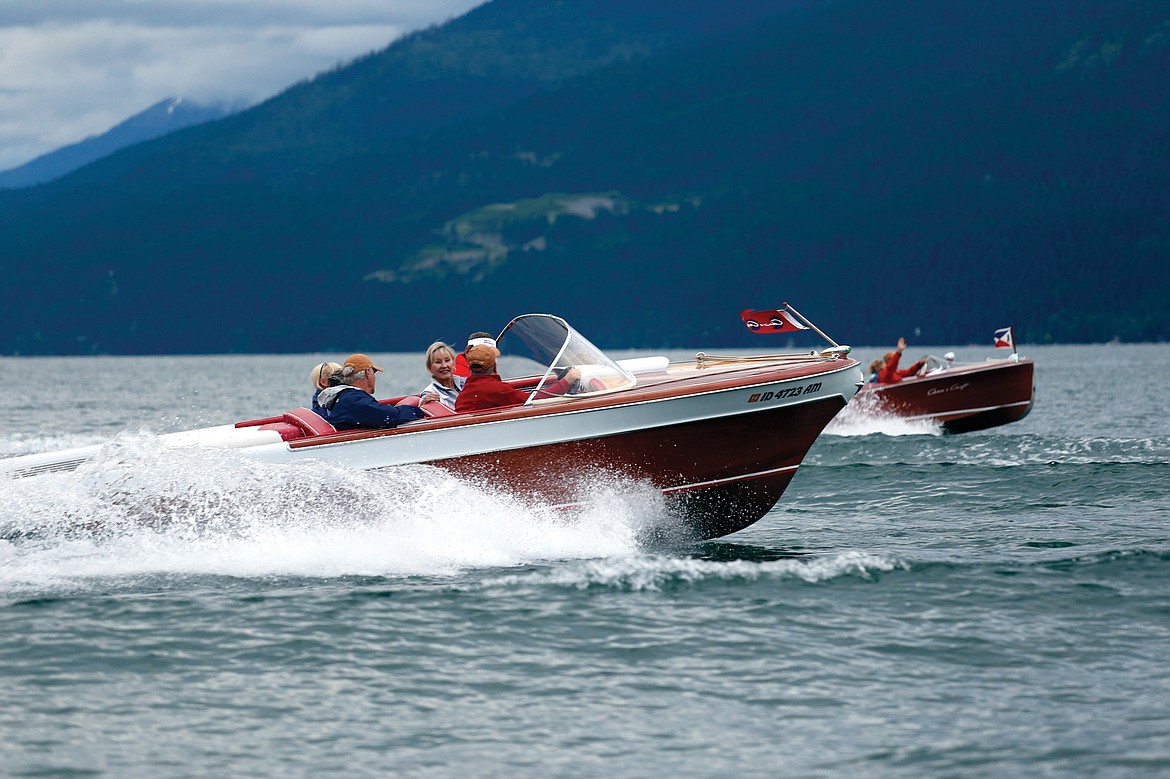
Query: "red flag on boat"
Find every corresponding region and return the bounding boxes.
[994,326,1015,351]
[740,309,808,334]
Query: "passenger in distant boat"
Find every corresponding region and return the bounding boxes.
[454,331,494,379]
[316,354,438,430]
[868,359,883,383]
[309,361,342,416]
[876,337,928,384]
[418,341,465,411]
[455,341,581,412]
[926,351,957,376]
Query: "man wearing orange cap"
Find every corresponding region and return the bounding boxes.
[454,331,494,379]
[454,340,581,412]
[316,354,436,430]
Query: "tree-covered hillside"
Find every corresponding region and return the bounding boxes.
[1,0,1166,354]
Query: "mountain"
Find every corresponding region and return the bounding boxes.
[0,0,1167,355]
[0,98,238,190]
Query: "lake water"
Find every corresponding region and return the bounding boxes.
[1,344,1168,778]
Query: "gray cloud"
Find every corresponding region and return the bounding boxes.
[0,1,484,170]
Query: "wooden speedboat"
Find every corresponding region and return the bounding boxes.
[0,312,862,540]
[851,352,1035,433]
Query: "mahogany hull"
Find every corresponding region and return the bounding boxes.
[855,358,1034,433]
[429,396,847,540]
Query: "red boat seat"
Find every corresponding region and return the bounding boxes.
[421,401,456,418]
[282,407,337,437]
[395,394,456,418]
[240,408,336,440]
[257,422,301,441]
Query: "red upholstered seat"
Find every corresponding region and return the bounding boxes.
[282,407,337,437]
[395,395,457,418]
[420,401,456,418]
[258,422,305,441]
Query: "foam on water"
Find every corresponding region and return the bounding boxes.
[479,550,906,592]
[0,433,668,595]
[824,393,942,437]
[807,432,1170,471]
[0,431,111,458]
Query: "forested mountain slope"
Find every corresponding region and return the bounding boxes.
[1,0,1165,354]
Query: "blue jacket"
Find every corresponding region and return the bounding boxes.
[316,386,425,431]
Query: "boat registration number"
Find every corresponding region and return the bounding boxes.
[748,382,821,403]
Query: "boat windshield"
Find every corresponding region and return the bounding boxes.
[495,314,636,404]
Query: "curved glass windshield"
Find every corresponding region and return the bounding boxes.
[495,314,636,404]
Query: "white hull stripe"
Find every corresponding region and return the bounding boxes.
[903,399,1032,423]
[545,463,800,510]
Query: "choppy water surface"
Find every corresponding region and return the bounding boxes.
[1,344,1168,778]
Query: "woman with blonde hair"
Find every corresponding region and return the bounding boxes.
[309,361,341,416]
[417,341,465,410]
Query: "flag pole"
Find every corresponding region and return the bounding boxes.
[782,301,839,347]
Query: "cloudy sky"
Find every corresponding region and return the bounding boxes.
[0,0,485,171]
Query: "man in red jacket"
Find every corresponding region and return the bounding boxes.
[455,342,581,412]
[877,337,928,383]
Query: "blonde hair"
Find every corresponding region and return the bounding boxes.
[309,361,341,389]
[424,341,456,369]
